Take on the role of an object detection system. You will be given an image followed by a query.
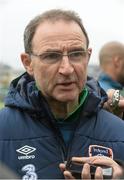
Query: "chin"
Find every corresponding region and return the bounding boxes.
[53,90,79,102]
[56,95,78,102]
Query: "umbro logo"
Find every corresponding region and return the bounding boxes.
[16,145,36,160]
[16,145,36,155]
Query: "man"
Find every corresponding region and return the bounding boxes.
[0,9,124,179]
[98,41,124,91]
[98,42,124,118]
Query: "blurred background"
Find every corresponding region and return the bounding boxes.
[0,0,124,108]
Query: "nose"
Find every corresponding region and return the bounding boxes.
[58,55,74,75]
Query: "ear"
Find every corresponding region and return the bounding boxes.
[87,48,92,63]
[113,56,121,68]
[20,53,34,76]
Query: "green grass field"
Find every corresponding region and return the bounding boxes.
[0,102,4,109]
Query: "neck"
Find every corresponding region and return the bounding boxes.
[103,66,117,81]
[46,98,79,119]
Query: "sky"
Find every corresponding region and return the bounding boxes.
[0,0,124,70]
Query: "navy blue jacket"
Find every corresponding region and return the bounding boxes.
[0,73,124,179]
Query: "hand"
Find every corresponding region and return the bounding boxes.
[104,89,124,118]
[60,161,103,179]
[59,156,124,179]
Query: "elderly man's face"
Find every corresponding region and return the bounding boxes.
[24,20,91,102]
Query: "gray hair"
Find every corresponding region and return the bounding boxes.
[23,9,89,54]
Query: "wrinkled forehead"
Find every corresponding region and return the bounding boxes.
[32,20,87,51]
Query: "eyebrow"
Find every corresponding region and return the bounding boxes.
[43,49,61,53]
[43,47,86,53]
[68,47,87,52]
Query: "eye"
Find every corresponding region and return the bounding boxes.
[70,51,86,58]
[73,51,83,57]
[41,52,61,60]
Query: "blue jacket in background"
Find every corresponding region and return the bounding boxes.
[98,72,124,91]
[0,73,124,179]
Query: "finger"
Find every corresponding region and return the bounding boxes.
[59,163,66,172]
[72,156,113,166]
[63,170,76,179]
[81,163,91,179]
[72,157,91,163]
[88,156,113,166]
[112,163,123,179]
[118,99,124,110]
[95,166,103,180]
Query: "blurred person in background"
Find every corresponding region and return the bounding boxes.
[98,41,124,92]
[98,41,124,118]
[0,9,124,179]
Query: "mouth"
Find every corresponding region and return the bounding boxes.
[57,82,76,90]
